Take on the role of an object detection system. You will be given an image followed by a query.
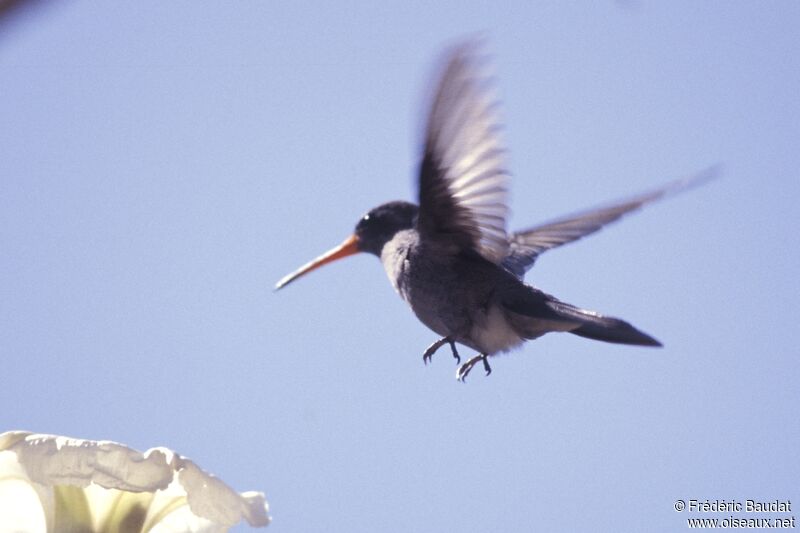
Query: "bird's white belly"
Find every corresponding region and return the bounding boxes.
[470,304,524,354]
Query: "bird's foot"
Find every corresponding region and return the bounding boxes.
[456,353,491,382]
[423,337,461,365]
[423,337,450,365]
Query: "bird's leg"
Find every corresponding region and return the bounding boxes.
[447,340,461,364]
[422,337,453,365]
[456,353,492,382]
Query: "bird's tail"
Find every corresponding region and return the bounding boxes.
[546,300,662,347]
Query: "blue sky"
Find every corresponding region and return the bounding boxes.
[2,2,798,532]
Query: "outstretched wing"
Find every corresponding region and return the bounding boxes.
[417,41,510,264]
[502,166,720,278]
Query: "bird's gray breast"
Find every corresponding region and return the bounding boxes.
[380,231,467,338]
[380,230,416,298]
[380,231,523,354]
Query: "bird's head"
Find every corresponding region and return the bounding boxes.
[274,201,418,290]
[353,201,418,255]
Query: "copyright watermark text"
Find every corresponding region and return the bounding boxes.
[674,499,794,529]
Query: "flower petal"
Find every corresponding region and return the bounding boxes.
[0,449,48,532]
[0,431,271,531]
[6,432,173,492]
[177,459,269,527]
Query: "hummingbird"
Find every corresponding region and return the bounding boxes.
[275,41,716,381]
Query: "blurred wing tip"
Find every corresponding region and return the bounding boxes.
[695,162,723,184]
[668,163,723,195]
[439,35,495,72]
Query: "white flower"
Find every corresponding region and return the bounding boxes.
[0,431,270,533]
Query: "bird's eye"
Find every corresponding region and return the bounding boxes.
[363,215,370,221]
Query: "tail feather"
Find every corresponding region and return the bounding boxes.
[546,300,662,347]
[500,284,662,347]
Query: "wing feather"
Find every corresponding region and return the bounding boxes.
[417,41,510,263]
[502,166,720,277]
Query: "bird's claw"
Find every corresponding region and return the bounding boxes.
[422,337,461,365]
[423,338,446,365]
[456,353,491,382]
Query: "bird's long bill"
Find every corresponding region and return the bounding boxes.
[274,234,361,290]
